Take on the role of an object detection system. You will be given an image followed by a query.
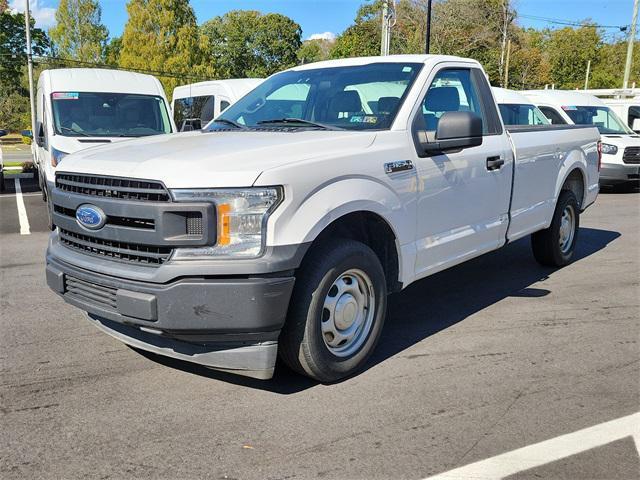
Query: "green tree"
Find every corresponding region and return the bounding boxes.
[545,25,601,89]
[201,10,302,78]
[119,0,212,95]
[0,90,30,130]
[0,9,49,93]
[590,40,640,88]
[104,36,122,66]
[1,0,9,12]
[297,39,333,64]
[49,0,109,63]
[330,1,381,58]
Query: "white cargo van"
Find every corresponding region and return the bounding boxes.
[171,79,262,131]
[492,87,549,126]
[34,68,175,225]
[524,90,639,187]
[601,98,640,133]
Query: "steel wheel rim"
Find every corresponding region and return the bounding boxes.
[321,268,375,357]
[558,204,576,254]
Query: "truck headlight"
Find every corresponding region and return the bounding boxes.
[600,143,618,155]
[170,187,282,259]
[51,147,69,166]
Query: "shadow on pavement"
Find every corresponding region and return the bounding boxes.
[0,175,40,195]
[133,227,621,394]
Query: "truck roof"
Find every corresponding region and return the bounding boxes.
[492,87,536,105]
[172,78,262,101]
[38,68,166,96]
[290,54,480,71]
[522,89,606,107]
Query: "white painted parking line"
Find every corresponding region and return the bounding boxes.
[424,412,640,480]
[14,178,31,235]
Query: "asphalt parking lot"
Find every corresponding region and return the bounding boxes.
[1,171,638,479]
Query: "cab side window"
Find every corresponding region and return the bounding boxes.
[421,68,487,133]
[538,106,566,125]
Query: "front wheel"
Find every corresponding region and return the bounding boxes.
[531,190,579,267]
[279,239,387,383]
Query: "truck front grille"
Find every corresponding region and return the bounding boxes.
[56,173,171,202]
[59,228,172,265]
[623,147,640,164]
[54,205,155,230]
[64,275,117,311]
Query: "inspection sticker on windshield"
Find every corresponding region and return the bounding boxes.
[350,115,378,124]
[52,92,79,100]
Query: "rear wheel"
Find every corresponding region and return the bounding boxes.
[531,190,579,267]
[279,239,387,382]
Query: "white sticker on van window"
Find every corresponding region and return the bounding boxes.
[402,66,413,72]
[52,92,79,100]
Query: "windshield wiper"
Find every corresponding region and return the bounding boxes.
[209,118,247,129]
[257,118,341,130]
[59,126,92,137]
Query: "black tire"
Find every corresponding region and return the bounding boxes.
[41,174,47,201]
[0,171,4,192]
[46,197,55,231]
[279,239,387,383]
[531,190,579,267]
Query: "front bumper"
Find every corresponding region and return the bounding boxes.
[600,162,640,185]
[46,254,295,379]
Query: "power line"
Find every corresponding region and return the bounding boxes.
[519,13,629,31]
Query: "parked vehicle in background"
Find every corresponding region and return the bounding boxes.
[492,87,550,126]
[581,88,640,133]
[172,79,262,131]
[34,68,176,227]
[0,129,7,192]
[46,55,600,382]
[525,90,639,188]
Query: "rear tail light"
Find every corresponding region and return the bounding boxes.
[597,141,602,171]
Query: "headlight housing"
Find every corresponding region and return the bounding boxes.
[51,147,69,166]
[171,187,282,259]
[600,143,618,155]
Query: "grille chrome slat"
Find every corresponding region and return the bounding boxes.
[623,146,640,164]
[56,173,171,202]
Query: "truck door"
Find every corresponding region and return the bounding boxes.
[410,65,513,279]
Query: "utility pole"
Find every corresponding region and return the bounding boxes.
[24,0,37,136]
[623,0,639,88]
[380,1,396,56]
[584,59,591,90]
[503,39,511,89]
[425,0,433,54]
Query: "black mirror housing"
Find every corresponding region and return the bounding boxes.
[420,111,483,154]
[0,129,7,138]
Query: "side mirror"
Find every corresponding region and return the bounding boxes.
[21,129,33,139]
[632,118,640,132]
[0,129,7,137]
[418,111,483,154]
[35,122,45,146]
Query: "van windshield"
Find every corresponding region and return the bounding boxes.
[498,103,549,126]
[51,92,172,137]
[211,62,423,131]
[562,105,633,135]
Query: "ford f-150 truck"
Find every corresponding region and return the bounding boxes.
[46,55,601,382]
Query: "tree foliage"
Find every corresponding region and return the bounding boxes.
[49,0,109,63]
[119,0,212,95]
[201,10,301,78]
[0,9,49,94]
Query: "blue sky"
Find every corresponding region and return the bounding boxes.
[9,0,637,43]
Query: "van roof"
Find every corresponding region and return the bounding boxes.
[39,68,166,96]
[522,89,606,107]
[492,87,535,105]
[172,78,262,100]
[289,54,480,71]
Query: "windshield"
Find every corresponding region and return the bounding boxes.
[562,105,633,135]
[498,103,549,126]
[174,95,215,131]
[51,92,172,137]
[211,62,423,131]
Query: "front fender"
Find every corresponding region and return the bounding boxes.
[267,176,413,248]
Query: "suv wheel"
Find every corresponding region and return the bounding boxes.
[531,190,579,267]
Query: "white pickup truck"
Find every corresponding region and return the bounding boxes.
[46,55,601,382]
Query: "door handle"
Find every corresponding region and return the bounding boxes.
[486,156,504,171]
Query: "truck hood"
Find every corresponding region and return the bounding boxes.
[52,135,132,155]
[600,134,640,148]
[58,130,377,188]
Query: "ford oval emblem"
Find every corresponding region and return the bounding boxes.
[76,204,106,230]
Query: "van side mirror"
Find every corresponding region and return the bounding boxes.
[632,118,640,132]
[35,122,44,146]
[417,111,483,154]
[0,129,7,137]
[21,129,33,139]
